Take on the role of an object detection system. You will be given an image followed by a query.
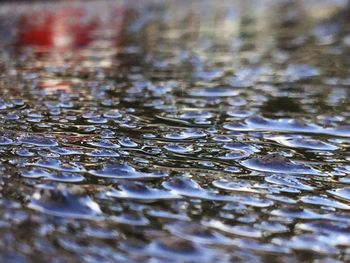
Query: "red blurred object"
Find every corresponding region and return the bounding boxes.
[18,9,97,49]
[40,79,72,93]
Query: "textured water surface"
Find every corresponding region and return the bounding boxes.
[0,0,350,262]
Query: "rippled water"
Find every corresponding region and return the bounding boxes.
[0,0,350,261]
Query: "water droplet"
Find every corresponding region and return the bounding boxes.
[272,235,338,254]
[241,153,320,175]
[213,179,259,193]
[270,135,337,150]
[285,64,320,81]
[106,181,180,201]
[148,237,211,261]
[0,137,13,145]
[204,220,262,238]
[32,159,86,173]
[163,129,207,140]
[328,187,350,202]
[301,195,350,210]
[164,144,194,154]
[87,149,120,157]
[165,221,231,244]
[19,136,58,147]
[162,177,234,201]
[189,87,239,97]
[21,168,85,183]
[89,162,167,180]
[28,187,102,220]
[119,137,138,147]
[265,174,314,191]
[110,212,150,226]
[88,140,120,149]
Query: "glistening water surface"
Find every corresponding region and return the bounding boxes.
[0,0,350,262]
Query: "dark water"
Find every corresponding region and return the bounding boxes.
[0,0,350,262]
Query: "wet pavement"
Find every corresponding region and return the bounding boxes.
[0,0,350,262]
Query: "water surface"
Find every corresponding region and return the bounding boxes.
[0,0,350,262]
